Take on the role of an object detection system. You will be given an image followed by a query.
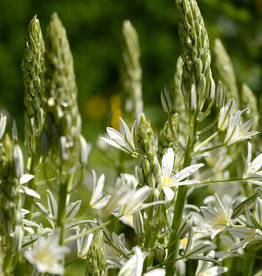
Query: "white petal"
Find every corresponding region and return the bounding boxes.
[101,137,130,153]
[251,154,262,172]
[20,186,40,199]
[175,163,204,182]
[90,173,105,205]
[163,186,174,201]
[204,266,228,275]
[162,148,174,177]
[119,117,131,137]
[144,268,165,276]
[106,127,123,141]
[20,174,34,184]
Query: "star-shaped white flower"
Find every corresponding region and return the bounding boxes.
[224,111,258,146]
[218,99,235,131]
[25,232,69,274]
[105,180,151,216]
[196,251,228,276]
[200,194,233,238]
[90,170,110,209]
[101,118,137,156]
[229,227,262,250]
[161,148,204,201]
[118,247,144,276]
[243,142,262,184]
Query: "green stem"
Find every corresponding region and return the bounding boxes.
[194,131,219,151]
[194,143,225,155]
[23,156,37,220]
[57,180,68,245]
[166,115,199,276]
[243,247,256,276]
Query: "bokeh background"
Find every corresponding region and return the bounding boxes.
[0,0,262,144]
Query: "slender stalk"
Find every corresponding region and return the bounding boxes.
[65,218,115,244]
[194,143,225,155]
[166,116,199,275]
[194,131,219,151]
[57,179,68,245]
[242,247,256,276]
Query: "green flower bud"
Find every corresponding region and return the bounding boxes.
[133,211,144,235]
[154,244,166,264]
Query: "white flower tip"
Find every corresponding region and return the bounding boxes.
[20,174,35,184]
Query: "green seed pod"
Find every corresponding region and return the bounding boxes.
[22,15,46,156]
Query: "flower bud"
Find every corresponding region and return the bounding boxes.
[59,136,69,161]
[79,135,91,165]
[154,244,166,264]
[190,84,197,111]
[177,215,193,240]
[133,211,144,235]
[216,81,225,108]
[12,119,18,141]
[161,87,173,113]
[13,144,24,178]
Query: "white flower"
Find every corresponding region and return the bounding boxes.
[161,148,204,201]
[218,99,258,145]
[19,174,40,199]
[182,229,215,261]
[229,227,262,250]
[144,268,165,276]
[25,232,69,274]
[200,194,233,238]
[76,227,94,258]
[101,118,137,155]
[218,99,235,131]
[105,178,151,216]
[118,247,144,276]
[90,170,110,209]
[196,251,228,276]
[243,142,262,184]
[224,110,258,146]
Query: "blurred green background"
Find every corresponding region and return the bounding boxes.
[0,0,261,150]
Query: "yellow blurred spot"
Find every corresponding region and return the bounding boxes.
[110,94,123,130]
[86,95,107,119]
